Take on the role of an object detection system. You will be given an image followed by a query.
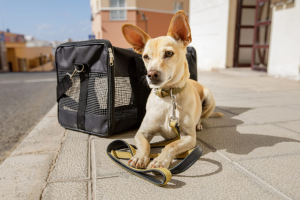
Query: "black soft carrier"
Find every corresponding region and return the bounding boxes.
[55,39,197,137]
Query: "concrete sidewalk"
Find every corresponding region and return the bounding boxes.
[1,68,300,199]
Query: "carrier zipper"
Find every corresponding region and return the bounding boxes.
[108,48,114,66]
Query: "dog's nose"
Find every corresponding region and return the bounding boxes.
[147,70,159,80]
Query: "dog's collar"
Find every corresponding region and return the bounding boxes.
[154,83,187,98]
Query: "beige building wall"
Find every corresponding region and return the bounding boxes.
[7,48,17,72]
[15,46,52,59]
[137,0,189,13]
[100,0,136,7]
[92,13,102,39]
[226,0,237,68]
[190,0,230,70]
[91,0,190,48]
[7,46,52,72]
[268,3,300,79]
[5,40,26,72]
[101,10,137,48]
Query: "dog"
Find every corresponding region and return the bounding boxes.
[121,10,222,169]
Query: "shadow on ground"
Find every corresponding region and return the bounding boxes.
[199,106,300,155]
[111,106,300,188]
[171,106,300,188]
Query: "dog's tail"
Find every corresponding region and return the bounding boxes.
[209,112,224,118]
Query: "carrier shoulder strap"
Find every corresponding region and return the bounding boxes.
[56,75,73,102]
[56,64,89,130]
[77,72,89,130]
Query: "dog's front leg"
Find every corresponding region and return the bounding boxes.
[147,132,196,169]
[128,131,153,169]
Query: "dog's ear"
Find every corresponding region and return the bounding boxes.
[122,24,151,54]
[167,10,192,46]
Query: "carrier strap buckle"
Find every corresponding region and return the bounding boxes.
[67,64,84,85]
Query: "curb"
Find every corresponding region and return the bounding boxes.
[0,104,65,199]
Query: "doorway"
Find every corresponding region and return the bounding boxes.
[234,0,256,68]
[233,0,272,72]
[251,0,272,72]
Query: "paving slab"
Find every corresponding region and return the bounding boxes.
[217,96,300,108]
[49,133,89,181]
[213,91,277,101]
[202,108,256,129]
[197,124,300,161]
[236,106,300,123]
[275,120,300,134]
[268,90,300,98]
[239,154,300,199]
[94,130,136,177]
[42,181,89,200]
[11,117,65,156]
[0,153,55,200]
[93,135,283,199]
[66,130,90,140]
[95,154,280,200]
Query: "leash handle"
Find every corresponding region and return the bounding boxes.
[107,140,172,186]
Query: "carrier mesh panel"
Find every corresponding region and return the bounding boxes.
[58,72,137,119]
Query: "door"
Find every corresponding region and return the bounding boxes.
[251,0,272,71]
[234,0,256,67]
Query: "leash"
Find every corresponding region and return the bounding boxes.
[107,88,203,186]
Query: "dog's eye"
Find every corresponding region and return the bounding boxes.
[165,51,174,58]
[143,55,149,60]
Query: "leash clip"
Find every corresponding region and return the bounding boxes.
[66,64,84,85]
[170,89,178,124]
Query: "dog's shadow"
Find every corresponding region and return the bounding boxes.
[168,106,300,188]
[198,106,300,155]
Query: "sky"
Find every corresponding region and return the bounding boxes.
[0,0,92,42]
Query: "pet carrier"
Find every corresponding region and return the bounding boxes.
[56,39,197,137]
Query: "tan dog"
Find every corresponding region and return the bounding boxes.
[122,10,222,169]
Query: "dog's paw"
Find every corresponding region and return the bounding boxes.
[196,124,203,131]
[147,156,172,169]
[128,155,150,169]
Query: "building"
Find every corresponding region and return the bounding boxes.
[90,0,189,48]
[0,31,53,72]
[190,0,300,80]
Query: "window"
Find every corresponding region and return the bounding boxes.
[173,2,183,12]
[110,0,126,20]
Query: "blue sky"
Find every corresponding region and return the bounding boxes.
[0,0,92,42]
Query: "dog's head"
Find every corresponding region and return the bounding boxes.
[122,10,192,88]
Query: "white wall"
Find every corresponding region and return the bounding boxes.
[189,0,230,70]
[268,3,300,79]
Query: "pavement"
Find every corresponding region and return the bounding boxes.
[0,72,56,164]
[0,68,300,199]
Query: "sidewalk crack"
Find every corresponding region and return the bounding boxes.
[90,137,97,200]
[39,129,67,200]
